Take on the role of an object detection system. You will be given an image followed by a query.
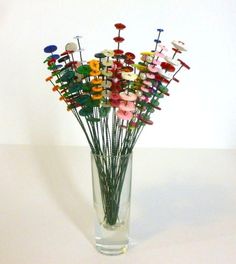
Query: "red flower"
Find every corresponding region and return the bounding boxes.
[113,36,125,43]
[47,58,56,66]
[114,23,126,30]
[114,49,124,56]
[124,59,135,65]
[110,99,120,107]
[113,61,123,68]
[138,115,153,125]
[172,48,182,54]
[65,61,78,69]
[160,62,175,72]
[61,50,73,56]
[125,52,135,60]
[178,59,190,70]
[155,74,170,83]
[122,66,133,72]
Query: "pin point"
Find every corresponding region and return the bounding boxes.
[154,28,164,52]
[74,35,84,65]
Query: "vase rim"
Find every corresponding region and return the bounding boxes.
[91,152,132,158]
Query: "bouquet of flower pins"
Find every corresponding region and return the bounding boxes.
[43,23,190,255]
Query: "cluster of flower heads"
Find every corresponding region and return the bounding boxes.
[44,23,190,128]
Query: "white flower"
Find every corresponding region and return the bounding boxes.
[101,57,113,67]
[164,56,180,66]
[102,80,112,88]
[171,40,187,51]
[158,69,172,80]
[121,72,138,81]
[101,70,113,77]
[65,42,77,52]
[102,49,115,57]
[140,73,147,80]
[146,55,154,63]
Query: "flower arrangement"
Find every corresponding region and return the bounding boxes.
[43,23,190,254]
[43,24,189,154]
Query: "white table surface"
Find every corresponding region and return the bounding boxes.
[0,145,236,264]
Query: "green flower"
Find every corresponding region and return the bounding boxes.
[76,65,91,75]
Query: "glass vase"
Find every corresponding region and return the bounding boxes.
[91,152,133,255]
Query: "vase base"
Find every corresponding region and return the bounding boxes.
[95,241,128,256]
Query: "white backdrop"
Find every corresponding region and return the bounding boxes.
[0,0,235,148]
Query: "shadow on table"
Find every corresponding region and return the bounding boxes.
[131,181,233,241]
[32,146,94,244]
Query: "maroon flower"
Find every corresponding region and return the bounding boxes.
[114,23,126,30]
[125,52,135,60]
[65,61,78,69]
[173,77,179,83]
[122,66,133,72]
[113,61,123,69]
[47,58,56,66]
[114,49,124,56]
[161,62,175,72]
[172,48,182,54]
[155,74,170,83]
[177,59,190,70]
[124,59,135,65]
[113,36,125,43]
[61,50,73,56]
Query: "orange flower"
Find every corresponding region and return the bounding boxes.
[91,78,103,85]
[45,76,53,82]
[92,86,103,93]
[88,59,100,71]
[90,70,101,76]
[52,85,59,92]
[91,94,103,100]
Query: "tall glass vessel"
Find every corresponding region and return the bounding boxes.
[91,152,132,255]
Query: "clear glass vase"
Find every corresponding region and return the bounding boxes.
[91,152,133,255]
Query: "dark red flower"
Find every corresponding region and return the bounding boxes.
[113,36,125,43]
[65,61,78,69]
[161,62,175,72]
[122,66,133,72]
[124,59,135,65]
[177,59,190,70]
[172,48,182,54]
[114,23,126,30]
[114,50,124,56]
[61,50,73,56]
[110,99,120,107]
[113,61,123,68]
[150,103,161,110]
[125,52,135,60]
[47,58,56,66]
[155,74,170,83]
[138,115,153,125]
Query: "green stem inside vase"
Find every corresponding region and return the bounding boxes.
[94,153,131,226]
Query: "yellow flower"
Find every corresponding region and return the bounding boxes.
[90,70,101,76]
[92,86,103,93]
[140,51,154,56]
[88,59,100,71]
[91,78,103,85]
[91,94,103,100]
[132,64,147,71]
